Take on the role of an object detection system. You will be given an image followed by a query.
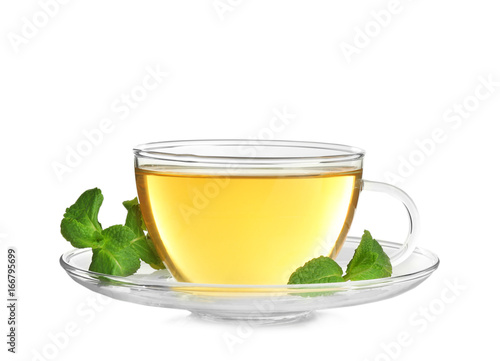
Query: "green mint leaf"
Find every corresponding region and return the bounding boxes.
[89,225,141,276]
[135,235,165,270]
[122,197,139,210]
[343,230,392,281]
[60,188,104,248]
[288,256,345,284]
[123,200,143,235]
[123,197,146,231]
[123,201,165,270]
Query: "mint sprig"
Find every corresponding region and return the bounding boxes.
[61,188,165,276]
[288,230,392,285]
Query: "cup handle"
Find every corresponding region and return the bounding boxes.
[361,180,420,266]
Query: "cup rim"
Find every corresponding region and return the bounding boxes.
[133,139,365,165]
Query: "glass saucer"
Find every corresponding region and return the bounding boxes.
[60,237,439,324]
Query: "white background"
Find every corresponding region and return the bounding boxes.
[1,1,499,360]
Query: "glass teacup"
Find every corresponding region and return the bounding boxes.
[134,140,418,285]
